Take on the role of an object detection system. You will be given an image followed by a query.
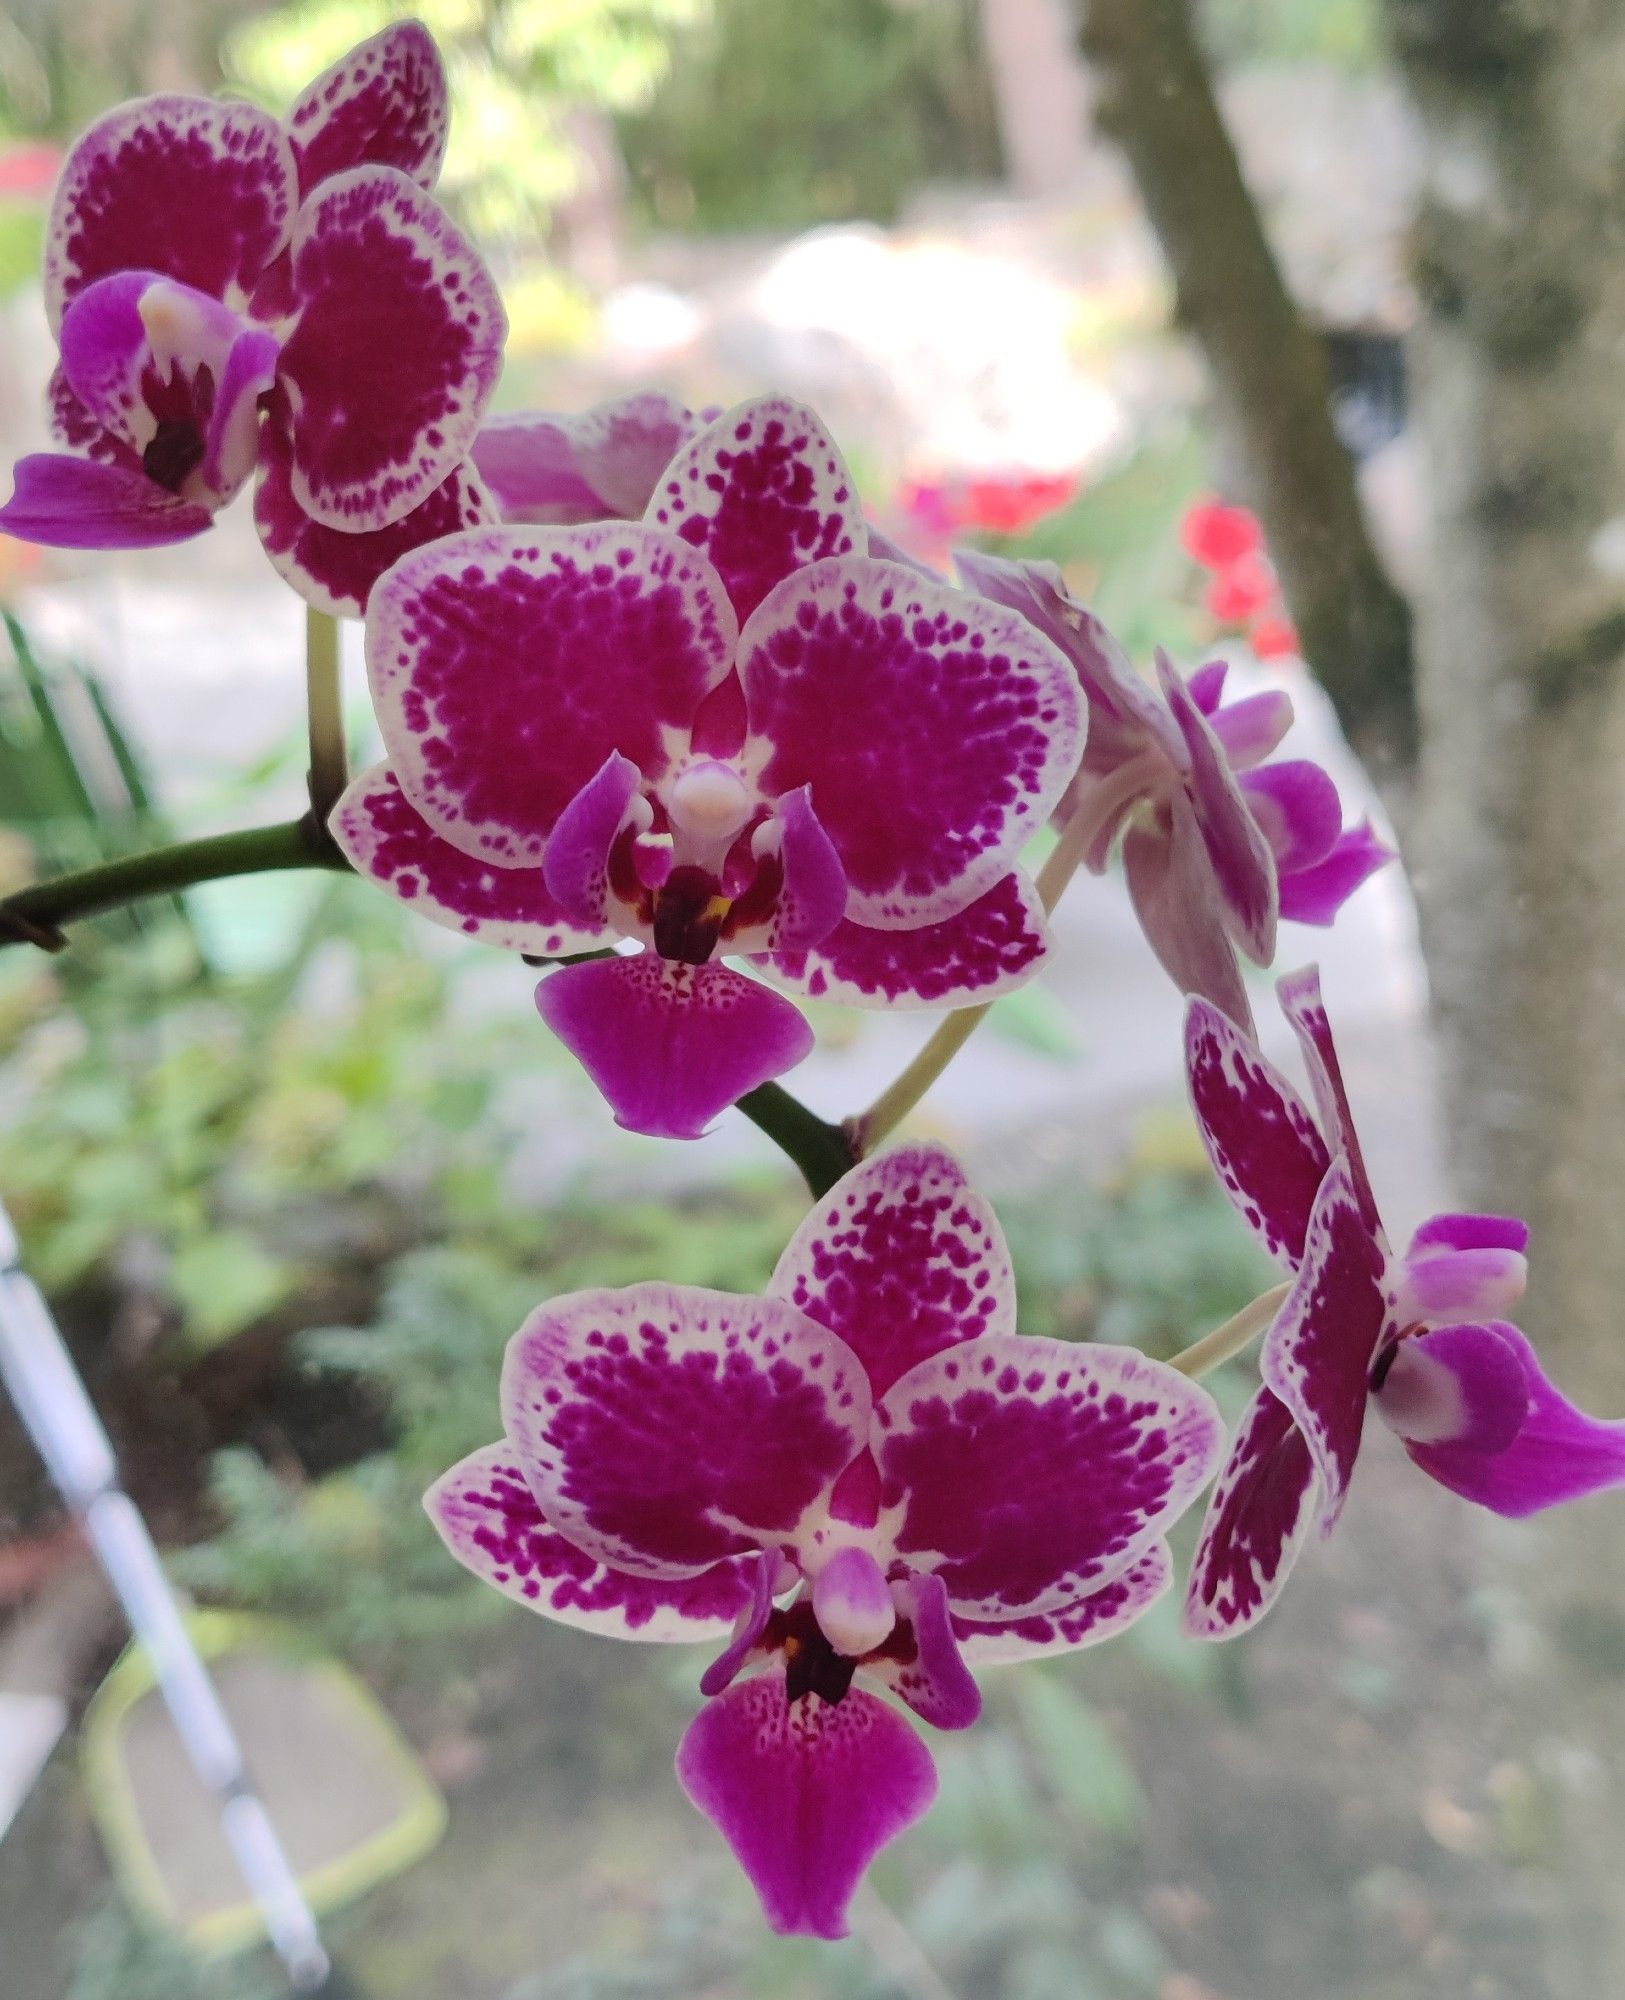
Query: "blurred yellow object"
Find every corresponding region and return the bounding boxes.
[81,1611,446,1959]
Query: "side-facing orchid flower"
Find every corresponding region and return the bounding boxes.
[1183,965,1625,1639]
[426,1145,1223,1936]
[473,391,704,526]
[331,396,1085,1139]
[956,553,1390,1033]
[0,22,505,618]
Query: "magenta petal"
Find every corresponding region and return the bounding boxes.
[742,787,847,955]
[330,762,611,956]
[472,413,607,524]
[647,396,863,621]
[426,1442,757,1640]
[57,270,163,446]
[1259,1157,1388,1529]
[1184,994,1331,1268]
[46,94,298,329]
[544,754,645,928]
[0,453,213,549]
[1125,802,1254,1032]
[500,1279,871,1577]
[675,1674,937,1940]
[1183,1386,1319,1640]
[769,1145,1015,1397]
[572,391,699,518]
[278,165,504,531]
[1276,964,1381,1234]
[285,21,449,197]
[955,1541,1172,1664]
[875,1337,1223,1619]
[954,550,1172,773]
[369,522,735,863]
[700,1553,780,1698]
[1239,760,1342,876]
[869,1572,981,1730]
[743,557,1083,928]
[1395,1213,1529,1323]
[1396,1323,1625,1518]
[1159,653,1278,965]
[255,417,495,617]
[765,868,1050,1010]
[49,364,139,470]
[1276,820,1395,926]
[1373,1323,1528,1452]
[536,955,814,1139]
[1205,686,1293,770]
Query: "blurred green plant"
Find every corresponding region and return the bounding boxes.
[617,0,1000,232]
[228,0,704,247]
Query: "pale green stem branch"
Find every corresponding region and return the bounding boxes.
[851,748,1164,1152]
[1167,1281,1292,1379]
[304,606,347,824]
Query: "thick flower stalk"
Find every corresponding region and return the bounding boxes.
[331,396,1086,1139]
[0,22,505,617]
[1183,965,1625,1638]
[426,1146,1223,1936]
[958,553,1390,1032]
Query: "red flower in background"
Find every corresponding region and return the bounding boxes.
[1182,496,1300,663]
[0,143,61,202]
[896,468,1079,557]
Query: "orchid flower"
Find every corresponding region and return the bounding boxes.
[473,390,705,525]
[331,396,1086,1139]
[0,23,506,617]
[1183,965,1625,1639]
[956,553,1390,1033]
[426,1145,1223,1936]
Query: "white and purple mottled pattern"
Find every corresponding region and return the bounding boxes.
[1184,1387,1319,1639]
[768,1143,1015,1395]
[955,1540,1174,1664]
[285,20,449,198]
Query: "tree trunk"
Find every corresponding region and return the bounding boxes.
[1380,4,1625,1988]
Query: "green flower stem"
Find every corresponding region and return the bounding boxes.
[304,606,347,822]
[736,1081,856,1199]
[1167,1281,1292,1379]
[0,816,350,951]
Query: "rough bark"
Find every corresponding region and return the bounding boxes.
[1077,0,1417,777]
[1379,4,1625,1988]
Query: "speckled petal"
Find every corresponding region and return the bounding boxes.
[1260,1156,1388,1529]
[367,522,735,863]
[676,1672,937,1941]
[0,453,213,549]
[763,867,1050,1011]
[1276,965,1382,1234]
[646,396,862,620]
[875,1336,1223,1620]
[285,21,449,198]
[330,762,611,956]
[1184,994,1331,1269]
[535,955,814,1140]
[277,165,504,531]
[866,1571,981,1729]
[500,1280,871,1578]
[768,1145,1015,1397]
[742,557,1083,929]
[48,364,138,469]
[1183,1386,1318,1640]
[255,416,495,617]
[426,1442,757,1640]
[46,95,297,330]
[955,1540,1172,1664]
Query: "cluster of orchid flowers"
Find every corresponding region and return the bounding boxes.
[7,20,1625,1945]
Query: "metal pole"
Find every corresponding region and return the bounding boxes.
[0,1197,330,1990]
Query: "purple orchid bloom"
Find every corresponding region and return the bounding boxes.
[426,1145,1223,1936]
[957,553,1392,1033]
[473,391,705,525]
[1182,965,1625,1639]
[0,23,506,618]
[331,396,1085,1139]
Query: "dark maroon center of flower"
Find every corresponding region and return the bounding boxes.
[142,418,207,493]
[652,864,729,965]
[768,1600,859,1707]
